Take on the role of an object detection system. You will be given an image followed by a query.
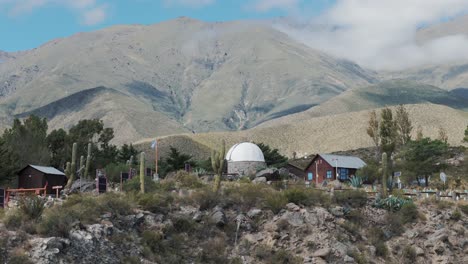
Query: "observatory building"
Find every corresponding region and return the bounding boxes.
[225,142,266,176]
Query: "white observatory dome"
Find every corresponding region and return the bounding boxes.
[225,142,265,162]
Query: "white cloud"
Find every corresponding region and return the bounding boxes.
[164,0,216,8]
[0,0,107,25]
[252,0,300,12]
[275,0,468,70]
[82,5,107,26]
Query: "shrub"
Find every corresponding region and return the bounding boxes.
[402,245,417,263]
[284,188,308,205]
[255,244,272,260]
[197,236,229,263]
[451,209,462,221]
[277,218,289,231]
[224,184,270,210]
[283,188,330,207]
[191,188,219,211]
[458,204,468,215]
[135,192,174,213]
[340,221,361,238]
[172,171,204,189]
[399,203,418,224]
[435,200,453,210]
[8,253,33,264]
[37,207,75,237]
[264,192,287,214]
[104,163,130,183]
[18,195,45,221]
[373,196,412,211]
[271,249,302,264]
[334,190,367,208]
[348,249,368,264]
[345,209,364,225]
[123,176,159,193]
[385,213,404,236]
[349,176,363,188]
[3,209,24,230]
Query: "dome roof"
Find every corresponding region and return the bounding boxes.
[225,142,265,162]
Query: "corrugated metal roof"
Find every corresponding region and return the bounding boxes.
[319,154,366,169]
[29,165,65,176]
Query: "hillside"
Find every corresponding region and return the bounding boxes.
[137,104,468,159]
[0,17,376,143]
[258,80,468,127]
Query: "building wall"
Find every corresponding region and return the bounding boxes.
[305,156,335,184]
[18,167,45,190]
[228,161,266,176]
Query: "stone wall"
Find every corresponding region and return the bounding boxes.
[227,161,266,176]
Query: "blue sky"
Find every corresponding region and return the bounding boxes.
[0,0,333,52]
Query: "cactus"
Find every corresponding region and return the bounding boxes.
[211,140,226,193]
[65,143,77,189]
[350,176,363,188]
[79,156,85,175]
[140,152,145,194]
[381,152,388,198]
[65,162,71,180]
[84,143,92,180]
[129,155,134,167]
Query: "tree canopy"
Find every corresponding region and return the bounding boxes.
[165,146,194,172]
[256,142,288,167]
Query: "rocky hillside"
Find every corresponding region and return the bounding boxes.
[0,17,376,143]
[0,177,467,264]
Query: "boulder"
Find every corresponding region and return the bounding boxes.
[68,179,96,194]
[329,180,342,189]
[329,206,345,217]
[344,255,355,263]
[210,208,227,227]
[247,208,262,218]
[415,246,424,256]
[312,247,331,258]
[256,168,280,180]
[286,203,300,212]
[252,177,267,184]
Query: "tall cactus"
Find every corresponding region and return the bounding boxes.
[129,155,134,167]
[140,152,145,194]
[65,162,71,182]
[211,140,226,193]
[84,143,92,180]
[381,152,388,198]
[65,143,77,189]
[79,156,85,175]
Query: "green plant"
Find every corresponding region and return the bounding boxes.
[350,176,363,188]
[334,190,367,207]
[18,195,45,220]
[381,152,388,198]
[8,253,34,264]
[373,196,413,211]
[264,192,287,214]
[140,152,145,193]
[84,143,92,179]
[65,142,77,189]
[211,140,226,193]
[368,227,388,257]
[451,209,462,221]
[123,176,158,193]
[172,170,204,189]
[459,204,468,215]
[402,245,417,263]
[399,203,418,224]
[283,188,308,205]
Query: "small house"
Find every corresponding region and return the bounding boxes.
[304,154,366,184]
[17,165,67,194]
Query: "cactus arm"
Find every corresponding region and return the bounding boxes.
[140,152,145,193]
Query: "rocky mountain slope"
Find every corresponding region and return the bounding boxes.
[0,182,467,264]
[0,17,376,143]
[137,104,468,159]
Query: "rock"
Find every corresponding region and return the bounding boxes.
[366,246,376,257]
[247,208,262,218]
[312,257,327,264]
[404,230,419,239]
[210,209,226,227]
[312,247,331,258]
[68,179,96,194]
[256,168,279,180]
[252,177,267,184]
[329,206,344,217]
[193,211,203,222]
[286,203,300,211]
[344,255,355,263]
[281,212,304,226]
[415,246,424,256]
[329,180,342,189]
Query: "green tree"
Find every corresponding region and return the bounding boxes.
[46,129,68,168]
[118,144,138,165]
[356,161,379,184]
[395,105,412,145]
[401,138,448,187]
[165,146,194,172]
[379,107,398,156]
[256,142,288,167]
[0,116,50,182]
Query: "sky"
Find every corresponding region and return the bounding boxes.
[0,0,332,52]
[2,0,468,70]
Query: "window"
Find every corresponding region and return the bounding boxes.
[339,168,349,180]
[307,172,313,181]
[326,170,332,179]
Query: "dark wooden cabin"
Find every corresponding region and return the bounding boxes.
[17,165,67,194]
[304,154,366,184]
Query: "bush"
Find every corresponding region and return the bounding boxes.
[373,196,413,211]
[172,171,204,189]
[264,192,287,214]
[197,236,229,263]
[224,184,270,210]
[104,163,130,183]
[271,249,302,264]
[8,253,33,264]
[348,249,368,264]
[135,192,174,213]
[458,204,468,215]
[402,245,417,263]
[385,213,405,236]
[283,188,330,207]
[399,203,418,224]
[18,195,45,220]
[122,176,159,193]
[37,207,75,237]
[3,210,25,230]
[451,209,462,221]
[191,188,219,211]
[334,190,367,207]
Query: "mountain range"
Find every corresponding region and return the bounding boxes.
[1,16,468,151]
